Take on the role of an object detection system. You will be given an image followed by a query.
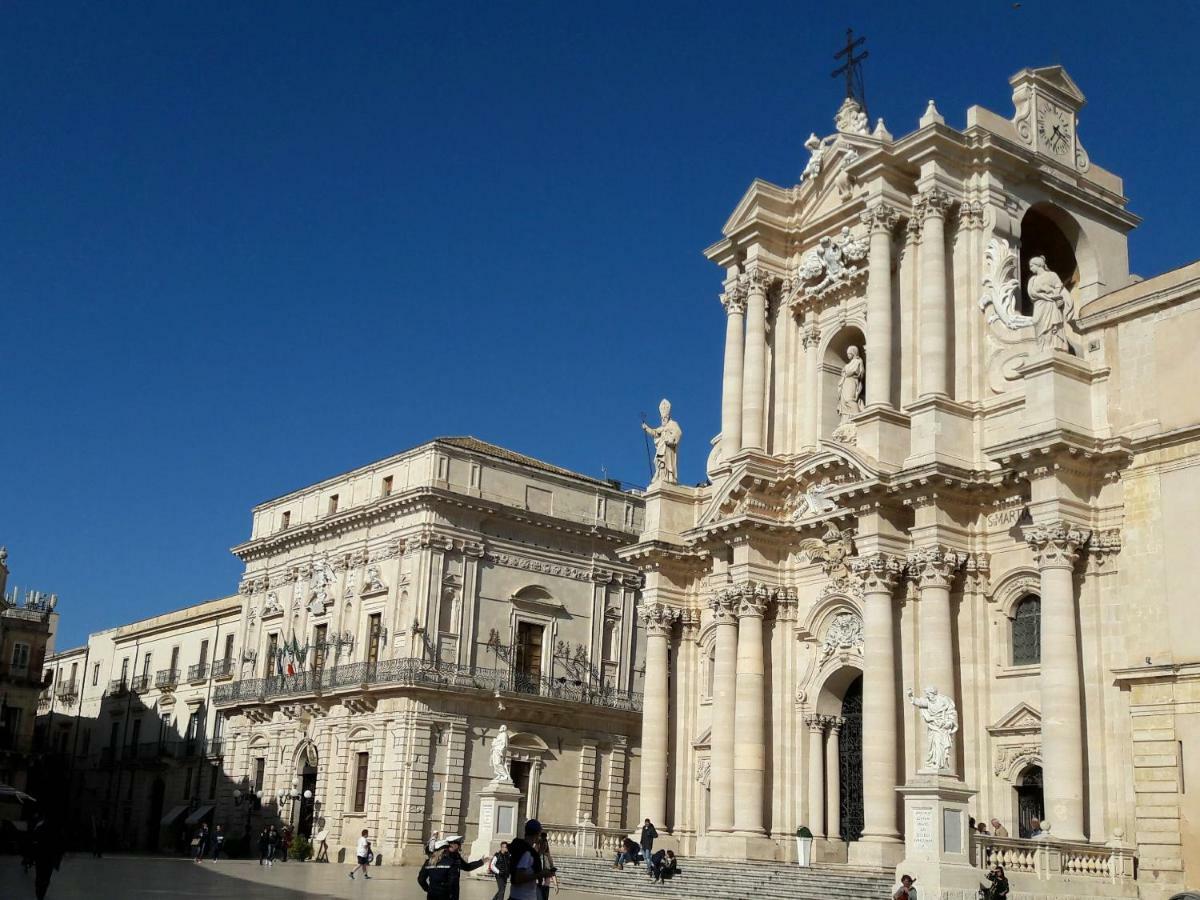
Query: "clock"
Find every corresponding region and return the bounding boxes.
[1036,103,1073,157]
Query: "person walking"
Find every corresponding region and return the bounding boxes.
[257,827,270,865]
[533,832,557,900]
[279,825,292,862]
[349,828,373,879]
[417,835,485,900]
[209,825,225,861]
[639,819,658,875]
[29,815,65,900]
[265,825,279,866]
[488,841,511,900]
[192,824,210,863]
[507,819,549,900]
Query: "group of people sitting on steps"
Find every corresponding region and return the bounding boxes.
[612,818,679,884]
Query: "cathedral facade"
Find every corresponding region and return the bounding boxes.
[626,67,1200,898]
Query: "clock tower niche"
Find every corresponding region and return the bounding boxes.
[1011,65,1090,172]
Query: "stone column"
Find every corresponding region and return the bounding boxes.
[802,322,822,447]
[915,188,952,398]
[861,204,901,407]
[733,585,769,835]
[720,285,746,457]
[740,267,770,451]
[638,602,679,829]
[1026,523,1090,841]
[708,591,739,832]
[825,717,844,841]
[851,553,905,844]
[906,545,963,773]
[805,715,826,838]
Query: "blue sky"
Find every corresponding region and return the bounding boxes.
[3,1,1197,648]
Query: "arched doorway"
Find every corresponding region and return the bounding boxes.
[293,741,319,839]
[1016,765,1044,838]
[837,676,864,841]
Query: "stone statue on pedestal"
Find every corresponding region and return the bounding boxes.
[490,725,512,782]
[908,686,959,772]
[832,346,865,443]
[1027,256,1073,352]
[642,399,682,487]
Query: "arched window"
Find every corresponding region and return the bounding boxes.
[1011,596,1041,665]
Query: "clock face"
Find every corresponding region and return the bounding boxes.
[1037,104,1073,157]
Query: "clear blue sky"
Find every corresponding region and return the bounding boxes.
[3,1,1197,648]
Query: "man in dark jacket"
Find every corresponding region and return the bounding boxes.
[489,841,511,900]
[639,819,658,874]
[417,835,485,900]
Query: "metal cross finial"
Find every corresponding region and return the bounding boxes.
[831,27,869,117]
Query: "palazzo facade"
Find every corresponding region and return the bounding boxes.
[627,67,1200,898]
[212,437,646,863]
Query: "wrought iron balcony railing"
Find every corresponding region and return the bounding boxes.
[213,657,642,713]
[130,674,151,693]
[187,662,209,682]
[108,678,128,697]
[210,659,234,678]
[155,668,180,689]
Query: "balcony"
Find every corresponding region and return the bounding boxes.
[205,738,224,758]
[54,680,79,703]
[130,674,151,693]
[0,661,44,689]
[187,662,209,683]
[108,678,129,697]
[213,657,643,714]
[210,658,234,679]
[37,692,52,713]
[155,668,180,689]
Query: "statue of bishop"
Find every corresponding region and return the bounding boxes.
[642,398,682,487]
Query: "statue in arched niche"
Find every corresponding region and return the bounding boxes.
[832,345,865,443]
[1027,256,1074,352]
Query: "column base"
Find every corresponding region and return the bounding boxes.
[848,834,905,869]
[696,832,781,861]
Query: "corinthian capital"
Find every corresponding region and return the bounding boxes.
[860,203,902,235]
[801,323,822,349]
[849,552,905,593]
[1023,522,1091,571]
[708,589,740,625]
[913,187,953,222]
[637,602,680,637]
[906,545,965,590]
[737,583,770,619]
[741,265,773,294]
[720,284,747,315]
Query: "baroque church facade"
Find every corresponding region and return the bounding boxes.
[626,66,1200,898]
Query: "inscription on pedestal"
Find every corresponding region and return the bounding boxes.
[913,806,934,850]
[943,807,962,854]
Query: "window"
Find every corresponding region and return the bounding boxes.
[253,757,266,793]
[198,640,209,668]
[280,510,291,530]
[1012,595,1042,666]
[705,644,716,699]
[515,622,544,681]
[169,646,180,675]
[353,752,370,812]
[313,624,328,671]
[141,654,152,680]
[45,668,53,684]
[266,634,279,677]
[327,494,339,515]
[70,662,78,686]
[11,642,30,673]
[130,718,142,747]
[119,657,130,683]
[208,764,219,800]
[367,614,382,666]
[223,634,235,663]
[92,663,100,686]
[382,475,393,497]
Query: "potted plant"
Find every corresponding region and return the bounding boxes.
[796,826,814,867]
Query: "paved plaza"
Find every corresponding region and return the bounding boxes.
[0,855,615,900]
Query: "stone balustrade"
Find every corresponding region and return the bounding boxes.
[540,822,628,858]
[974,835,1136,885]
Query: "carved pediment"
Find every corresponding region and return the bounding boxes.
[987,701,1041,736]
[719,179,795,239]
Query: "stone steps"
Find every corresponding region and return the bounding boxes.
[556,856,894,900]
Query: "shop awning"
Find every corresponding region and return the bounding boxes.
[160,805,188,827]
[184,804,214,827]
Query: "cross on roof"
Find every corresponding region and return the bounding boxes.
[831,28,868,118]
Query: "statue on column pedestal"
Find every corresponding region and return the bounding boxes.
[641,399,682,487]
[489,725,512,783]
[907,686,958,772]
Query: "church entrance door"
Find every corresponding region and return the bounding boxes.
[1016,765,1044,838]
[838,675,864,841]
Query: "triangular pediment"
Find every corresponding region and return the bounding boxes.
[987,701,1042,736]
[1010,65,1086,108]
[717,178,794,240]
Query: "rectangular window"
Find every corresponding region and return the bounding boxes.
[92,663,100,686]
[169,646,180,677]
[382,475,393,496]
[70,662,78,686]
[208,764,219,800]
[353,752,369,812]
[11,642,30,672]
[198,640,209,668]
[141,653,152,679]
[280,510,291,530]
[266,634,279,677]
[515,621,544,680]
[367,614,382,666]
[253,757,266,794]
[313,624,328,671]
[223,634,235,663]
[119,657,130,683]
[327,494,339,515]
[130,717,142,747]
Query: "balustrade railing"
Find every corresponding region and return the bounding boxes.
[974,835,1135,884]
[539,823,628,858]
[213,656,642,713]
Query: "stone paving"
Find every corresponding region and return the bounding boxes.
[0,854,619,900]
